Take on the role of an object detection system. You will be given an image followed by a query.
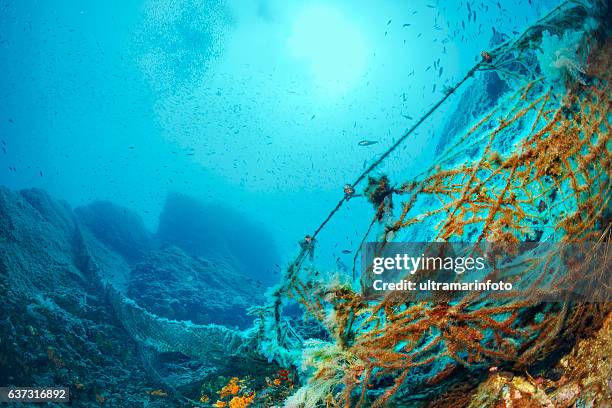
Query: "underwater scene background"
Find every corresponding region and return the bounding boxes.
[0,0,610,407]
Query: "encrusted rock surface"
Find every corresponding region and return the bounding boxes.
[0,187,270,406]
[467,311,612,407]
[127,245,266,328]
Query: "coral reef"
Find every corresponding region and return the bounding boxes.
[0,187,173,407]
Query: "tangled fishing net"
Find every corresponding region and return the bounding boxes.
[97,1,611,406]
[262,1,611,406]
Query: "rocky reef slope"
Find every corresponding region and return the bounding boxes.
[0,187,270,406]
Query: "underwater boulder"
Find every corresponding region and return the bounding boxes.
[0,187,88,294]
[126,245,265,328]
[157,192,280,286]
[435,70,509,156]
[75,200,154,264]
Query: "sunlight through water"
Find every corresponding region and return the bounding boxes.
[287,4,369,95]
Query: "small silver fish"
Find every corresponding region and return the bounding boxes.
[358,140,378,146]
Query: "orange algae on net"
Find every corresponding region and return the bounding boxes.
[269,6,611,407]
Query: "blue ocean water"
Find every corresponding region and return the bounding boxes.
[0,0,558,273]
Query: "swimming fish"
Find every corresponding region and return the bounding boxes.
[358,140,378,146]
[341,249,352,254]
[336,257,349,273]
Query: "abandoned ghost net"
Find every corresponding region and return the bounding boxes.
[96,1,609,406]
[263,1,612,406]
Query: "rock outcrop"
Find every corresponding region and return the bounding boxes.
[157,192,280,286]
[127,245,266,327]
[75,200,154,263]
[0,187,272,406]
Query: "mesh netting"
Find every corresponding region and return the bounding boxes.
[267,1,611,406]
[108,288,258,365]
[385,75,610,244]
